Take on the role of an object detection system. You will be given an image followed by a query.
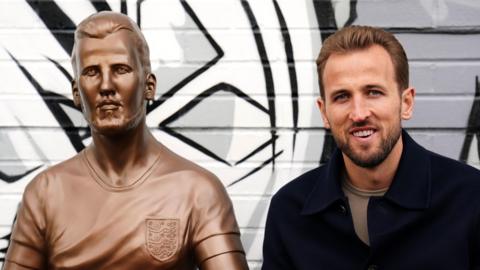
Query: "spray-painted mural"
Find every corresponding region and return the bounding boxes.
[1,0,479,268]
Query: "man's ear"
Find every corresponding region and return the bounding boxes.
[316,97,331,129]
[144,73,157,101]
[72,80,82,109]
[401,87,415,120]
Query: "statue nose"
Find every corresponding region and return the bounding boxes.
[100,71,115,95]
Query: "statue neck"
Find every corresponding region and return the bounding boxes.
[87,123,161,186]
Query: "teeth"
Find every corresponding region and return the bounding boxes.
[353,130,374,137]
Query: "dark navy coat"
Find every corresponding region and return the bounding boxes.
[262,131,480,270]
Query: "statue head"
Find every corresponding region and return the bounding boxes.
[71,11,156,135]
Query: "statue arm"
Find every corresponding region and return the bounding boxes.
[3,176,48,270]
[199,251,249,270]
[191,172,248,269]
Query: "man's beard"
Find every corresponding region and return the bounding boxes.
[334,122,401,168]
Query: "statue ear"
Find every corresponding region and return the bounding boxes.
[145,73,157,101]
[72,80,82,108]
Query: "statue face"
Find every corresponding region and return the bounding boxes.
[72,30,153,135]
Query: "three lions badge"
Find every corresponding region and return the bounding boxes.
[146,219,179,261]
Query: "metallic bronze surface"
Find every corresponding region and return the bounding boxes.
[4,11,248,270]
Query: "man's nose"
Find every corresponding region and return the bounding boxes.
[99,70,115,96]
[349,97,371,122]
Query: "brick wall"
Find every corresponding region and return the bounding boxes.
[0,0,479,268]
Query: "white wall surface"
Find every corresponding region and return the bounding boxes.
[1,0,480,269]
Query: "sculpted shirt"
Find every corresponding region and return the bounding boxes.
[262,130,480,270]
[5,145,244,269]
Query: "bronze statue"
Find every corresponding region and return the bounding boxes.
[4,11,248,270]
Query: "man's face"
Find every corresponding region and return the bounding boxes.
[72,30,155,135]
[317,45,414,168]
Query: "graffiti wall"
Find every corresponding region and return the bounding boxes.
[0,0,479,268]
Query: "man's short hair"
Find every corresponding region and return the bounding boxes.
[71,11,151,76]
[316,25,409,99]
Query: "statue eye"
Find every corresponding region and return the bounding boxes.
[114,65,132,74]
[82,67,98,77]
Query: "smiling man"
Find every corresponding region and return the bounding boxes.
[262,26,480,269]
[4,11,248,270]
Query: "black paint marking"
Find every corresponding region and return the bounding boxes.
[9,52,86,153]
[162,128,231,166]
[345,0,358,27]
[121,0,127,14]
[0,165,41,184]
[460,76,480,162]
[137,0,146,27]
[313,0,337,42]
[0,207,17,263]
[235,135,279,166]
[161,82,268,126]
[27,1,75,54]
[0,232,11,263]
[228,150,284,187]
[90,0,112,13]
[241,0,277,166]
[46,57,73,82]
[313,0,358,38]
[159,82,271,169]
[272,0,299,155]
[146,0,224,114]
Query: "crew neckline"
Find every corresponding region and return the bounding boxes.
[342,177,388,198]
[82,149,161,192]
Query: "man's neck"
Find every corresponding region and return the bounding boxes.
[88,123,161,186]
[343,136,404,191]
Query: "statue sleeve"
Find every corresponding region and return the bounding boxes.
[4,174,48,270]
[191,173,246,267]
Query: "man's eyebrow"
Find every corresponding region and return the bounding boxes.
[365,84,385,89]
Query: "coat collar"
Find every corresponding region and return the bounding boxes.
[301,130,431,215]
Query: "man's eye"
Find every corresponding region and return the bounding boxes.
[333,93,349,102]
[368,90,382,96]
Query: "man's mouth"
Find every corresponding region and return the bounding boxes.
[353,129,374,138]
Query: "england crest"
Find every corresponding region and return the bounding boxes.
[145,219,179,261]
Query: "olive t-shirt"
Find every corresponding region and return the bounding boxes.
[342,178,387,246]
